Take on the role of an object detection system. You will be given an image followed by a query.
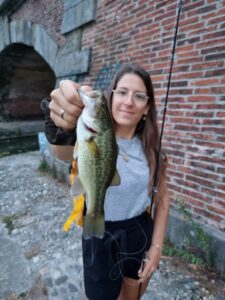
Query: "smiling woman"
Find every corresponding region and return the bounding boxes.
[41,63,170,300]
[111,73,150,139]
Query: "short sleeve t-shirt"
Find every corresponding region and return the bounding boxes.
[104,135,151,221]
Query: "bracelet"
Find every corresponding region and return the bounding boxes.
[151,243,162,254]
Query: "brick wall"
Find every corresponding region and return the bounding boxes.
[83,0,225,232]
[11,0,65,45]
[11,0,225,231]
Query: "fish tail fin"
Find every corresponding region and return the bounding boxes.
[83,214,105,239]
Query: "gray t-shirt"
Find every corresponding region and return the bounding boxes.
[104,135,151,221]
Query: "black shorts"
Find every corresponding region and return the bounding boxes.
[82,211,154,300]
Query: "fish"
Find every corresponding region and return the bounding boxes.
[70,89,120,239]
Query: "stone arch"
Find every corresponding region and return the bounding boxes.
[9,20,58,71]
[0,19,58,120]
[0,42,55,120]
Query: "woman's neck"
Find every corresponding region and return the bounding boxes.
[115,126,136,139]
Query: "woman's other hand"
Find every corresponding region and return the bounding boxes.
[49,80,92,131]
[137,245,161,283]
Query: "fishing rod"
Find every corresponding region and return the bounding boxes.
[137,0,183,299]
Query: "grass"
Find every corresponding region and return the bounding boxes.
[163,198,214,270]
[38,159,67,182]
[2,215,15,234]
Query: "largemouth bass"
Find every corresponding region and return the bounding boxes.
[71,89,120,239]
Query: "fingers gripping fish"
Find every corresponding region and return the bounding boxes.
[70,89,120,239]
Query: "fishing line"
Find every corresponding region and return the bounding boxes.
[101,219,149,282]
[137,1,183,299]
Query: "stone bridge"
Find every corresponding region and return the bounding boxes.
[0,0,95,154]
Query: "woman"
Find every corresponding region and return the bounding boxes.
[42,64,170,300]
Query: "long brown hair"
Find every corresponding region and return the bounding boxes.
[106,63,167,198]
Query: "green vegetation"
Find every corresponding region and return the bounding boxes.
[163,198,214,270]
[15,128,22,137]
[38,159,48,172]
[38,159,59,180]
[2,215,15,234]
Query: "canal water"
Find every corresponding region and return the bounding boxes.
[0,121,44,157]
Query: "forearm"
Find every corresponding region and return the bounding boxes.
[40,98,76,161]
[52,145,74,161]
[151,190,170,251]
[139,189,170,282]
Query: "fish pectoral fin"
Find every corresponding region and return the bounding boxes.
[110,169,121,186]
[86,137,99,157]
[70,175,85,196]
[73,141,79,159]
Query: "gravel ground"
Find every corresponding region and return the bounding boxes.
[0,151,224,300]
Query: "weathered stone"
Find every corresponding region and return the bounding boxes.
[64,0,81,10]
[68,283,78,293]
[32,24,58,71]
[55,275,68,285]
[167,209,225,276]
[10,20,32,46]
[0,224,32,299]
[55,48,91,78]
[0,0,27,16]
[55,76,78,88]
[0,16,10,52]
[61,0,97,34]
[44,277,53,287]
[59,30,82,55]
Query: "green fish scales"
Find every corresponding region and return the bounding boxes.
[73,89,120,239]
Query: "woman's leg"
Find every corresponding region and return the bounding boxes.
[117,277,150,300]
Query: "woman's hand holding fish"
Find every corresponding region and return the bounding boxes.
[49,80,92,131]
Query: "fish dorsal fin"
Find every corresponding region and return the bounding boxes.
[110,169,121,186]
[70,176,85,197]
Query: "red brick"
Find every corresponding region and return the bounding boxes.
[207,205,225,216]
[173,71,203,79]
[196,104,224,110]
[194,208,223,223]
[192,61,224,71]
[187,95,216,102]
[188,25,217,37]
[192,78,220,86]
[216,112,225,118]
[211,87,225,94]
[203,30,225,40]
[194,88,210,94]
[202,119,225,126]
[215,199,225,209]
[182,1,205,12]
[185,111,214,118]
[177,57,203,65]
